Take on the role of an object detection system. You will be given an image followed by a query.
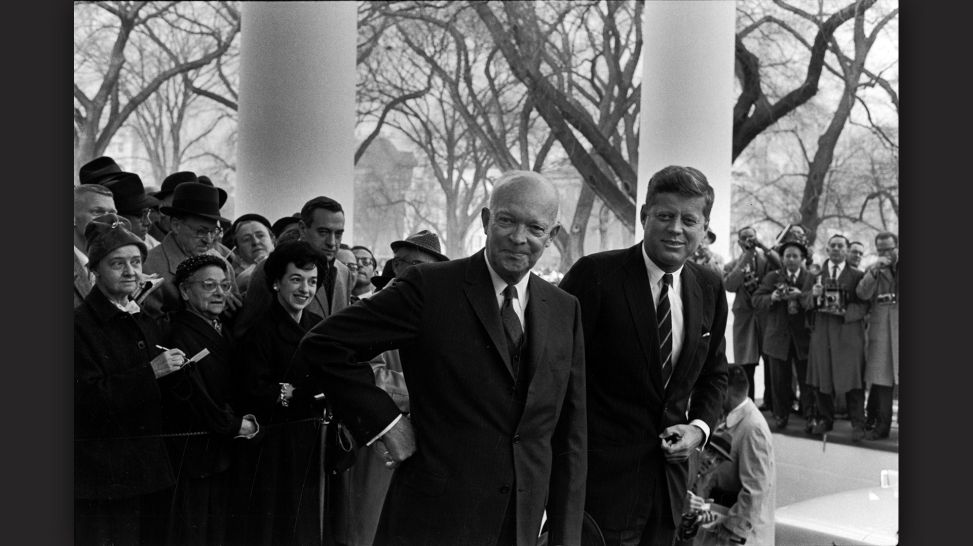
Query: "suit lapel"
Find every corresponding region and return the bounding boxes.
[523,274,550,390]
[668,264,703,397]
[464,251,514,379]
[622,246,664,398]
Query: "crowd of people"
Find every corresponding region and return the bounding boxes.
[700,221,899,444]
[74,155,896,546]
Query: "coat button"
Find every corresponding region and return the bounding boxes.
[512,434,521,443]
[499,485,510,494]
[137,341,146,349]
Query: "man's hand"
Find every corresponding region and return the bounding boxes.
[661,424,704,462]
[377,415,416,469]
[869,256,892,273]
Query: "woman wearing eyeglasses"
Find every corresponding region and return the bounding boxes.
[231,241,330,545]
[160,254,259,545]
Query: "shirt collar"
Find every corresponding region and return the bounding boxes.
[484,253,530,303]
[640,244,684,289]
[725,398,750,428]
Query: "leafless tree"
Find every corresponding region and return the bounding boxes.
[74,1,240,180]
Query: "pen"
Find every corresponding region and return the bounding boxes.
[156,345,169,351]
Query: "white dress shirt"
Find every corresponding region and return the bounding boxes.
[641,245,711,443]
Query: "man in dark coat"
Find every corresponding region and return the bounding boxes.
[293,171,587,546]
[752,240,813,431]
[559,165,728,546]
[802,234,868,440]
[75,214,187,545]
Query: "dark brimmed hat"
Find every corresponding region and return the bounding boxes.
[778,239,809,259]
[153,171,228,208]
[160,183,230,224]
[174,254,228,287]
[390,229,448,262]
[84,214,147,266]
[103,173,159,215]
[271,214,302,238]
[197,175,228,208]
[79,156,125,185]
[370,258,396,290]
[232,213,273,238]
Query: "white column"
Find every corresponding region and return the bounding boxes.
[636,1,735,262]
[236,1,357,241]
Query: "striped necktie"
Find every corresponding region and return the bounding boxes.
[658,273,674,388]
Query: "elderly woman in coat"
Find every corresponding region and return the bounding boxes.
[75,214,187,545]
[161,254,259,545]
[231,240,329,545]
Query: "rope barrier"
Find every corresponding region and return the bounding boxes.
[75,416,326,442]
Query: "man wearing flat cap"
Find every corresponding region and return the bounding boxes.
[142,183,242,320]
[103,172,161,250]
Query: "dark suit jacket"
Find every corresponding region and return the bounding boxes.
[751,269,811,361]
[294,249,587,546]
[558,244,728,533]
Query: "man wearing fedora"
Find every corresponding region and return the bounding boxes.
[752,239,813,431]
[233,196,356,338]
[74,183,118,307]
[142,182,242,320]
[294,171,587,546]
[103,172,162,250]
[148,171,230,256]
[333,230,448,546]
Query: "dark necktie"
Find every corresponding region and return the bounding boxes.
[658,273,674,388]
[831,264,838,280]
[501,285,524,377]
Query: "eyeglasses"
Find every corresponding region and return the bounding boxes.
[185,224,223,240]
[356,256,375,267]
[344,263,360,272]
[186,279,232,293]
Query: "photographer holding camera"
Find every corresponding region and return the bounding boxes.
[856,232,899,440]
[802,234,869,440]
[724,227,773,405]
[752,240,813,431]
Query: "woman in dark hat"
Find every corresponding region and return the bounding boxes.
[161,254,259,545]
[231,241,329,546]
[75,214,187,545]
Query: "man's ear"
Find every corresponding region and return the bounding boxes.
[480,208,491,232]
[178,283,190,301]
[639,204,648,225]
[545,224,561,247]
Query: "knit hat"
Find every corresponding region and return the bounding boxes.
[84,214,147,266]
